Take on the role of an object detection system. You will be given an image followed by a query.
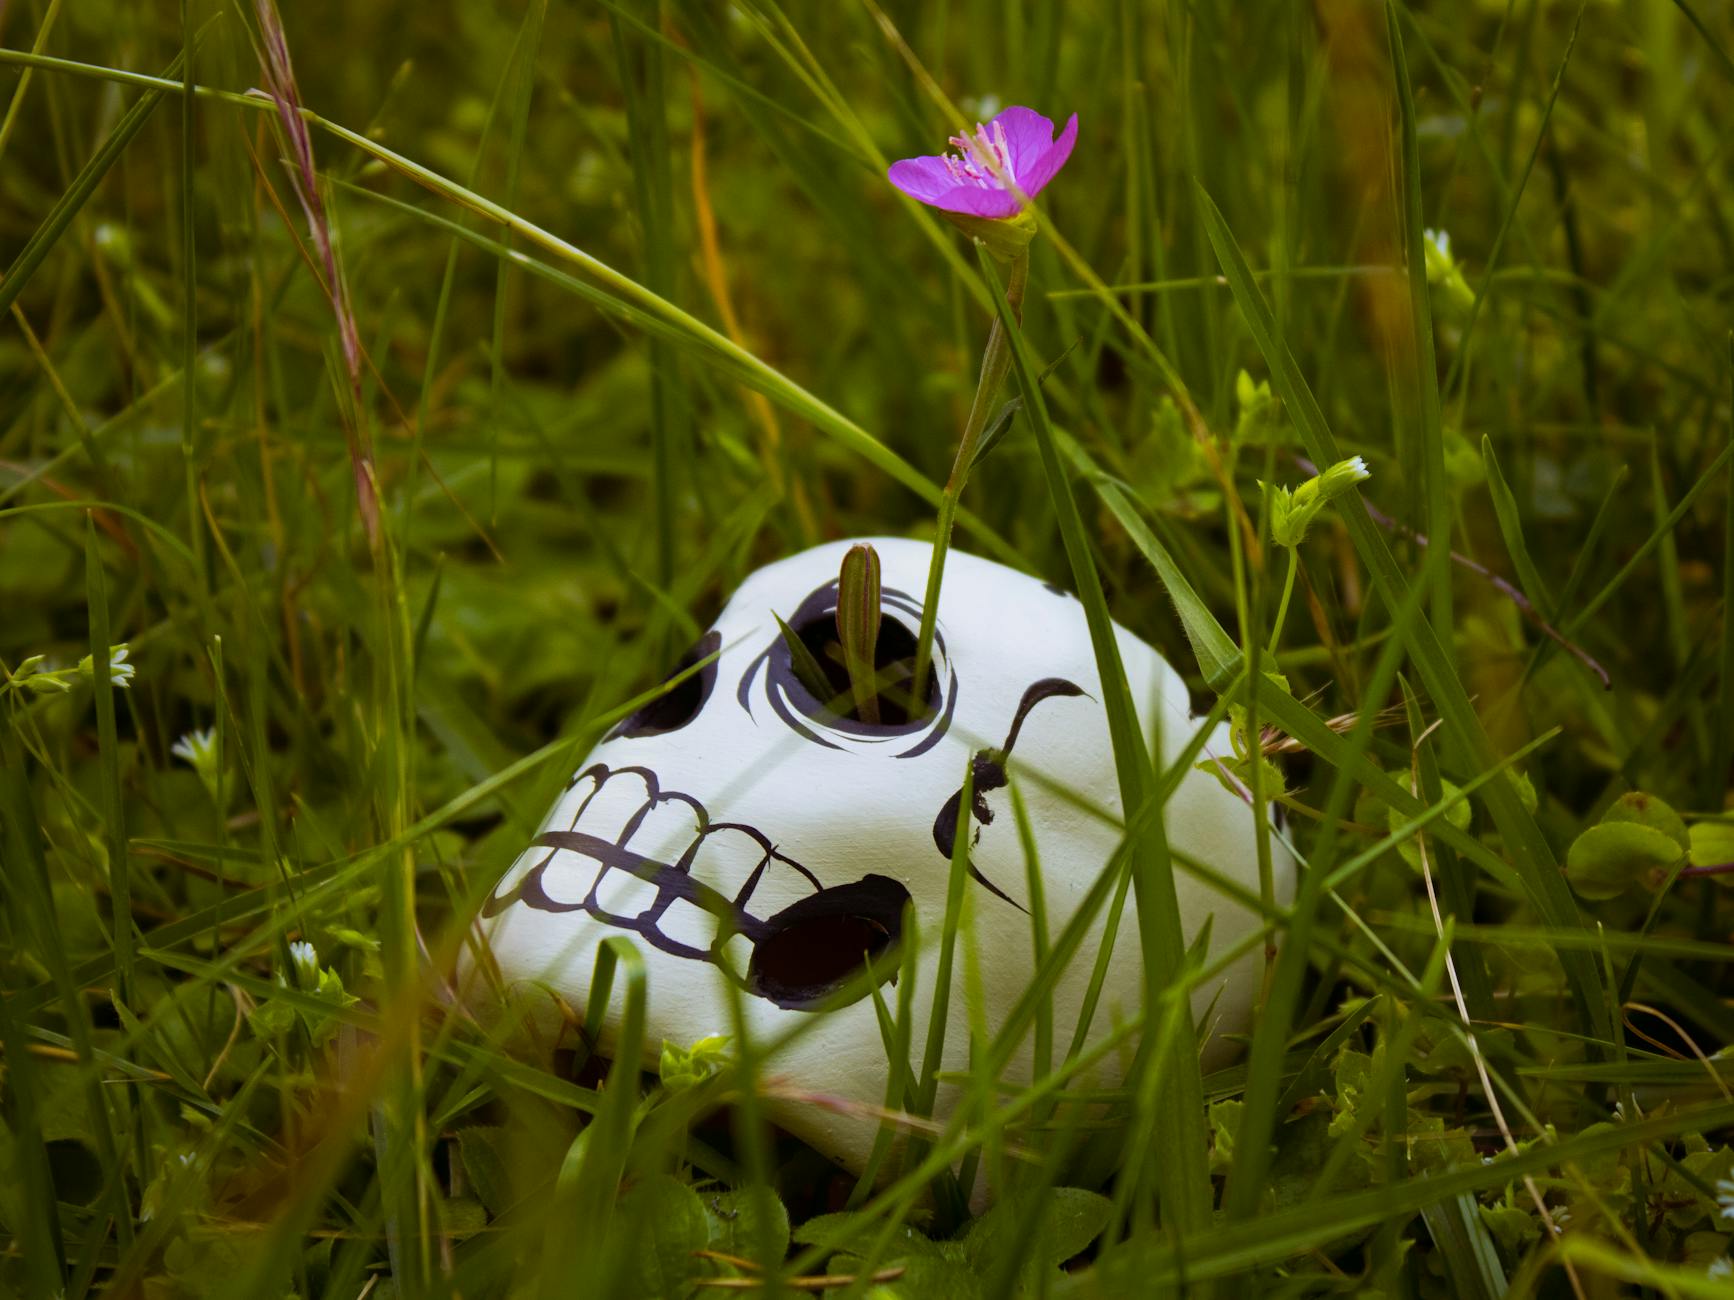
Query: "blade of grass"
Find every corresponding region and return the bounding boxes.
[0,809,70,1293]
[1480,434,1554,617]
[1070,1097,1734,1288]
[332,178,1020,566]
[84,518,132,1002]
[1387,3,1452,641]
[0,39,193,318]
[610,2,681,586]
[179,0,207,595]
[1225,526,1436,1225]
[490,0,549,523]
[1433,0,1588,402]
[0,45,1018,565]
[0,726,135,1254]
[1717,336,1734,804]
[909,753,977,1224]
[978,245,1213,1239]
[542,937,647,1298]
[1196,181,1610,1050]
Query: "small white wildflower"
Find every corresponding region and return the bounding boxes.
[1421,228,1474,312]
[172,727,216,767]
[1716,1176,1734,1224]
[171,727,228,811]
[76,643,134,689]
[289,940,319,990]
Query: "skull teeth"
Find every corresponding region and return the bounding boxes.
[518,764,818,955]
[687,827,771,905]
[572,768,652,844]
[623,794,703,864]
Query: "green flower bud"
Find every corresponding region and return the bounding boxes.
[1265,456,1371,548]
[1423,228,1475,315]
[660,1034,732,1092]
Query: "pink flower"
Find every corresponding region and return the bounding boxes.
[888,106,1079,219]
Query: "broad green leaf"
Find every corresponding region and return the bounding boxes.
[1032,1188,1115,1268]
[619,1174,709,1298]
[1374,771,1472,869]
[1566,822,1682,900]
[705,1186,792,1266]
[1690,822,1734,888]
[1603,791,1690,852]
[962,1187,1113,1278]
[455,1127,512,1219]
[794,1212,944,1259]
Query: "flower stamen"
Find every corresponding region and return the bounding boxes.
[943,121,1014,191]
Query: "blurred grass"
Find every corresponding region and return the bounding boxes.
[3,0,1734,1295]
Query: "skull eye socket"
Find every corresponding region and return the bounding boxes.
[744,578,956,755]
[788,612,939,727]
[746,875,910,1010]
[612,631,721,738]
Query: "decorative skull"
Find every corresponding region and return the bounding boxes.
[477,537,1292,1172]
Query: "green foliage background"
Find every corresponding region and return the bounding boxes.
[2,0,1733,1295]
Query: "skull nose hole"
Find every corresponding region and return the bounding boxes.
[613,631,721,738]
[745,875,910,1010]
[791,613,939,726]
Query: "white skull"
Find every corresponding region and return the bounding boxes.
[478,537,1292,1172]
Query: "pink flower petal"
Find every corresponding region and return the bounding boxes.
[988,106,1061,179]
[887,155,961,204]
[1012,112,1079,201]
[922,184,1024,219]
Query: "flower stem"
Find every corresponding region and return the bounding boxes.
[1267,547,1299,657]
[912,248,1029,704]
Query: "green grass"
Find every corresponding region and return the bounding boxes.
[3,0,1734,1295]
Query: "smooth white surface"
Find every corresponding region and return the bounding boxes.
[478,538,1294,1172]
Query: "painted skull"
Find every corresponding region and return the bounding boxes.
[478,538,1292,1171]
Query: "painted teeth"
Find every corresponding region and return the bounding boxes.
[740,856,818,922]
[624,795,703,864]
[521,765,819,953]
[686,827,770,902]
[537,844,595,909]
[551,768,603,832]
[654,896,720,951]
[575,768,652,844]
[492,769,605,901]
[590,861,660,921]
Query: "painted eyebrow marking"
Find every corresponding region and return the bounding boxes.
[930,676,1089,911]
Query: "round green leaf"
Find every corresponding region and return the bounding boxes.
[619,1173,709,1298]
[705,1185,791,1267]
[1565,822,1682,900]
[1383,774,1471,868]
[1689,822,1734,889]
[1602,791,1689,852]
